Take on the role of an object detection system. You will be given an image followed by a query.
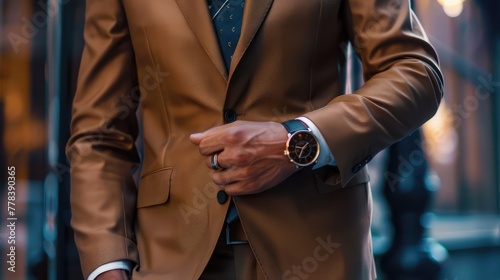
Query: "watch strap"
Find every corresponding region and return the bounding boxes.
[282,119,308,134]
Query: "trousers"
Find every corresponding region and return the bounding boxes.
[199,217,267,280]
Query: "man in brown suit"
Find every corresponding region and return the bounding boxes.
[67,0,443,279]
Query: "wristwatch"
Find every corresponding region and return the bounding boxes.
[282,119,320,168]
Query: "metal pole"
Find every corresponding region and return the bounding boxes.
[494,37,500,214]
[45,0,63,279]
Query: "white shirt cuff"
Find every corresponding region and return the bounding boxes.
[296,117,336,169]
[87,260,133,280]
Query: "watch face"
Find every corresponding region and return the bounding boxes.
[286,131,319,166]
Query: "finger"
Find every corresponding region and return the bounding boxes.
[205,153,228,170]
[212,165,258,186]
[189,124,223,144]
[224,185,246,196]
[212,169,237,186]
[223,183,245,195]
[190,128,219,145]
[189,132,203,145]
[192,130,229,156]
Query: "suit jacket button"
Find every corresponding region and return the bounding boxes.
[224,109,237,123]
[217,190,228,204]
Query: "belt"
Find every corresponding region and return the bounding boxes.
[225,205,248,245]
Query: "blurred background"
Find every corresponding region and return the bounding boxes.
[0,0,499,279]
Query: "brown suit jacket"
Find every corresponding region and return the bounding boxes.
[67,0,443,279]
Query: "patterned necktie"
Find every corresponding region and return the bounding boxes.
[208,0,245,71]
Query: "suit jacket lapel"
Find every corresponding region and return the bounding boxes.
[229,0,274,80]
[175,0,227,81]
[175,0,274,83]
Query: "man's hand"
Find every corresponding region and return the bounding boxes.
[190,121,297,195]
[96,270,129,280]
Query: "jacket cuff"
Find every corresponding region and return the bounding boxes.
[296,117,337,168]
[87,260,134,280]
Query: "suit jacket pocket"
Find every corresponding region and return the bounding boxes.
[137,167,173,208]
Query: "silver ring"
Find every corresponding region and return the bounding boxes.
[210,153,223,171]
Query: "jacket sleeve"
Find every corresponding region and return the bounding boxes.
[65,0,140,278]
[305,0,444,186]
